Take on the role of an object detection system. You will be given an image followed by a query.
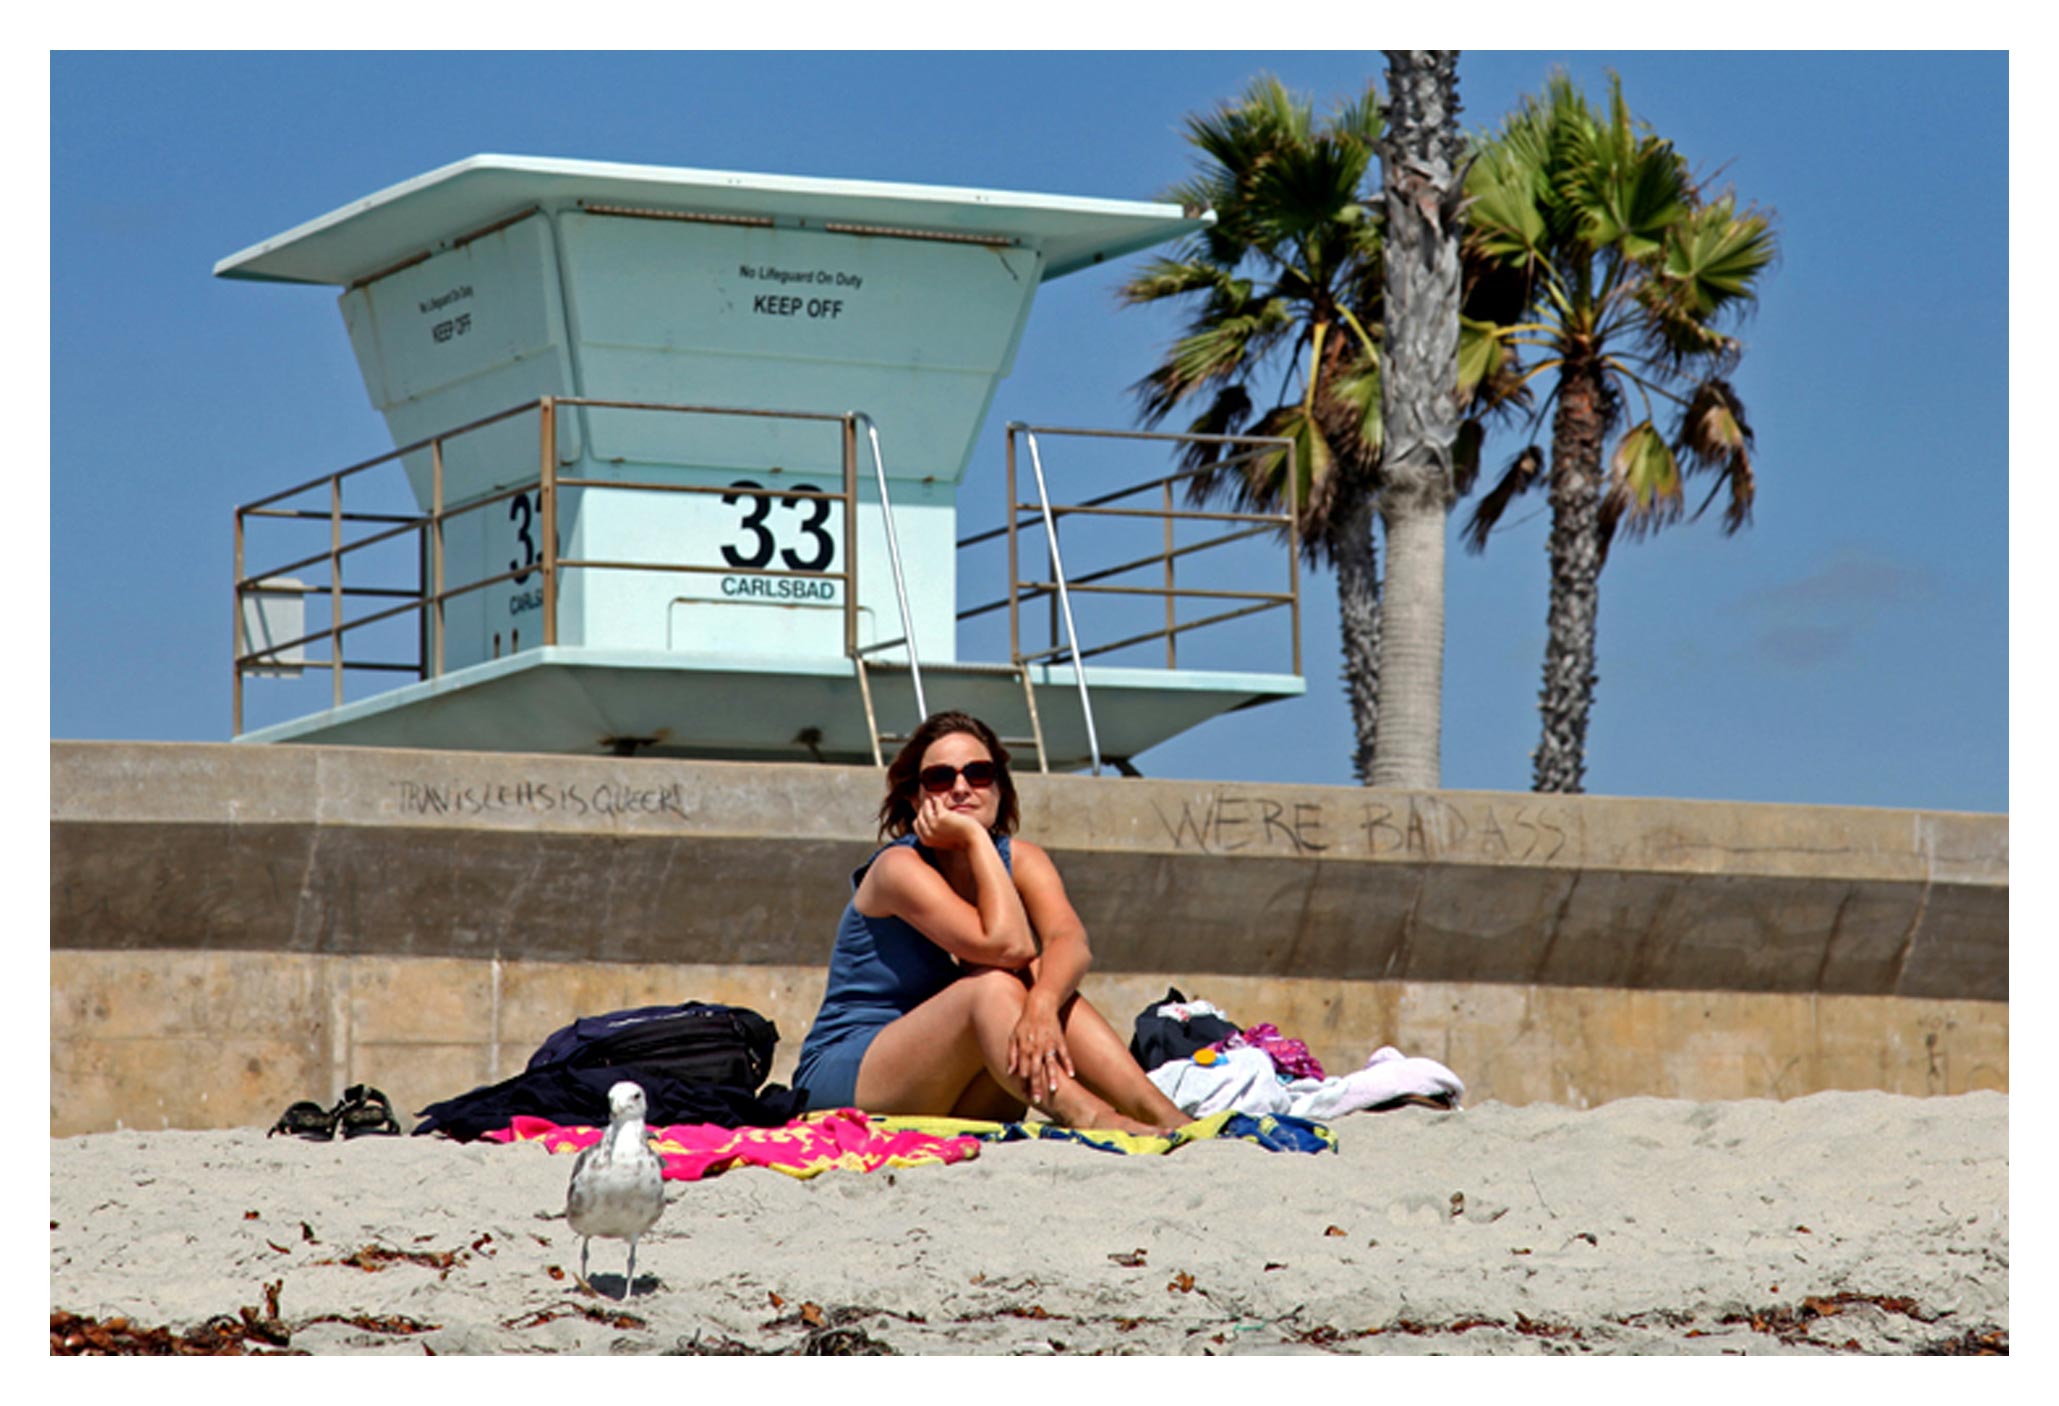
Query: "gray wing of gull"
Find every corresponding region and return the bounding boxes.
[566,1144,600,1228]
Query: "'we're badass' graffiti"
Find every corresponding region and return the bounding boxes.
[1149,791,1569,863]
[379,764,1570,864]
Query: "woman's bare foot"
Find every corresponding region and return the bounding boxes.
[1048,1092,1184,1137]
[1116,1094,1192,1135]
[1038,1075,1197,1136]
[1041,1080,1155,1135]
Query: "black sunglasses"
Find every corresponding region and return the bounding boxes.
[918,761,1001,793]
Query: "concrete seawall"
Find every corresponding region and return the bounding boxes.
[49,741,2007,1136]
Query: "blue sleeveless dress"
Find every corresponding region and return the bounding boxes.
[793,832,1013,1111]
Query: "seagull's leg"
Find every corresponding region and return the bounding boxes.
[625,1237,639,1298]
[578,1236,591,1293]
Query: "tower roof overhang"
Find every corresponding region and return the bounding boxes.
[214,154,1211,288]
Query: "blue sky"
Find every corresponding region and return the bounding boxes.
[47,50,2010,813]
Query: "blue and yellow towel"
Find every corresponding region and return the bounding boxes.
[875,1108,1335,1156]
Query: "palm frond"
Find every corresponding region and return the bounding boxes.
[1154,388,1353,569]
[1452,417,1485,499]
[1674,377,1753,467]
[1174,303,1292,380]
[1335,299,1383,364]
[1461,444,1544,554]
[1184,76,1305,182]
[1601,419,1683,549]
[1661,196,1777,317]
[1629,286,1735,365]
[1673,378,1757,534]
[1130,297,1294,423]
[1249,133,1375,238]
[1462,141,1549,266]
[1118,257,1239,307]
[1164,383,1257,503]
[1240,402,1345,564]
[1704,452,1756,535]
[1568,75,1688,261]
[1321,355,1384,464]
[1333,82,1384,150]
[1456,315,1513,404]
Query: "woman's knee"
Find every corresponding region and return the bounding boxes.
[959,965,1030,1011]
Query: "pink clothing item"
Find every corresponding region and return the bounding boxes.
[485,1107,982,1181]
[1218,1022,1325,1081]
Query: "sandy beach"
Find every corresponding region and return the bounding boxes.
[49,1090,2006,1356]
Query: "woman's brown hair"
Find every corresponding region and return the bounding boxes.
[877,710,1020,841]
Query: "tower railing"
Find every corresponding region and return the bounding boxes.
[232,397,862,736]
[956,424,1301,672]
[233,401,1305,762]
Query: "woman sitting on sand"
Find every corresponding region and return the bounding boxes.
[793,711,1189,1135]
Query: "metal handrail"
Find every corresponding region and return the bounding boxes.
[953,523,1272,625]
[236,401,1307,765]
[243,509,425,525]
[852,412,925,721]
[979,422,1300,683]
[1026,581,1293,603]
[1017,599,1289,665]
[234,514,427,590]
[234,395,865,734]
[1019,430,1100,775]
[239,400,543,512]
[1022,502,1288,526]
[952,452,1269,550]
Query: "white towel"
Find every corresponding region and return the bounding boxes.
[1147,1046,1291,1117]
[1150,997,1235,1025]
[1285,1045,1465,1119]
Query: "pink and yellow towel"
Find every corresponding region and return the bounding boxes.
[485,1106,984,1181]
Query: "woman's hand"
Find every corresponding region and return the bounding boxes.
[913,791,987,852]
[1007,996,1075,1104]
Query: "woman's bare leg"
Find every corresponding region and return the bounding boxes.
[855,969,1144,1130]
[1052,993,1191,1131]
[948,1069,1026,1122]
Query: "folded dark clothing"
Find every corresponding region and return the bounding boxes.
[411,1062,808,1141]
[1129,986,1241,1070]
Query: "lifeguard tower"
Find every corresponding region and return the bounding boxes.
[224,156,1305,770]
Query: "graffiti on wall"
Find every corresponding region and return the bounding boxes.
[393,778,690,820]
[385,769,1568,863]
[1148,790,1570,863]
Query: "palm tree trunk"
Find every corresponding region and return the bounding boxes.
[1535,360,1607,793]
[1371,49,1465,790]
[1373,505,1444,785]
[1331,490,1382,784]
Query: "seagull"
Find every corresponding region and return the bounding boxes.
[566,1081,667,1297]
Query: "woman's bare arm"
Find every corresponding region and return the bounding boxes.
[996,839,1093,1096]
[856,815,1035,967]
[1009,840,1092,1002]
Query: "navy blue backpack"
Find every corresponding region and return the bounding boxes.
[527,1001,779,1091]
[412,1000,797,1139]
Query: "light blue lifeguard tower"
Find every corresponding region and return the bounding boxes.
[223,156,1305,770]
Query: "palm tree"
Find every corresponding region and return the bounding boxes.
[1370,50,1467,790]
[1461,72,1776,793]
[1121,76,1390,780]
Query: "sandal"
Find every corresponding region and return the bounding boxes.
[267,1100,336,1140]
[333,1084,401,1139]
